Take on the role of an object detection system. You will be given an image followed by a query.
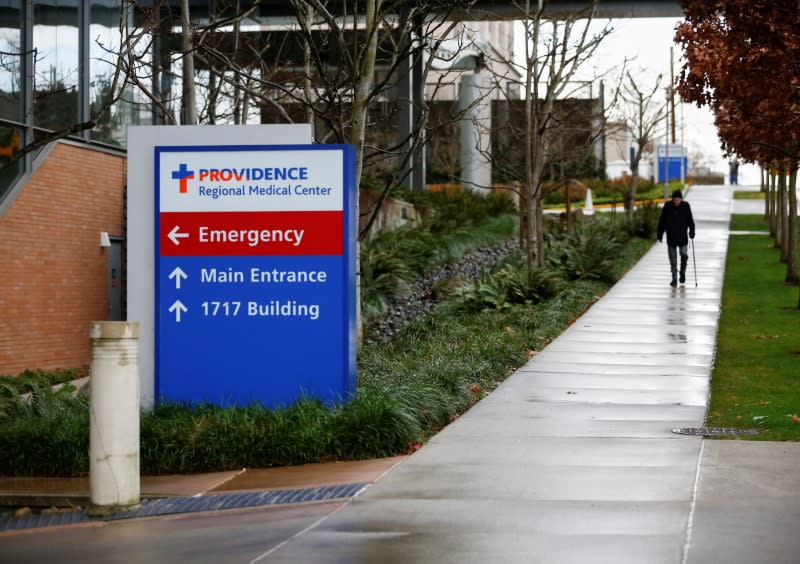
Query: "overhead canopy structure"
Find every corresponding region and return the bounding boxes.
[139,0,682,20]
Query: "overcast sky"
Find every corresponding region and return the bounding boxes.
[595,17,758,184]
[516,17,758,185]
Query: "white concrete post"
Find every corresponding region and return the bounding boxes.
[89,321,140,514]
[459,72,492,193]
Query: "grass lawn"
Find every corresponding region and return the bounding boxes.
[733,190,765,200]
[729,213,800,234]
[709,224,800,440]
[729,214,769,232]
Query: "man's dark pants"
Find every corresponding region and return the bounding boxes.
[667,244,689,283]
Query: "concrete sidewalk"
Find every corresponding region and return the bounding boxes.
[259,184,800,564]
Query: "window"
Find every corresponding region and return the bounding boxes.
[33,0,80,131]
[91,1,142,146]
[0,2,23,200]
[0,1,22,123]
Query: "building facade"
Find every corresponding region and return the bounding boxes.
[0,3,604,375]
[0,2,135,374]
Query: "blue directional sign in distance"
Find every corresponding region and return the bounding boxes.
[155,145,356,407]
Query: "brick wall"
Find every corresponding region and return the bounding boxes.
[0,142,126,375]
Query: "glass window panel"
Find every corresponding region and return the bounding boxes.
[0,2,22,123]
[90,1,122,144]
[0,124,22,200]
[90,2,151,146]
[33,0,79,131]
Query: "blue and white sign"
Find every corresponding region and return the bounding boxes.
[154,144,356,407]
[655,144,688,183]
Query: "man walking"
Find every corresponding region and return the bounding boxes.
[657,189,695,287]
[729,158,739,185]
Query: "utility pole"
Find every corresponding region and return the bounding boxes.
[670,47,676,144]
[664,86,669,199]
[680,97,686,188]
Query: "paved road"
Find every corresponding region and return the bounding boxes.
[0,501,345,563]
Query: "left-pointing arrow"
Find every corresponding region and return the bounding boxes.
[168,300,188,322]
[168,225,189,246]
[168,266,188,289]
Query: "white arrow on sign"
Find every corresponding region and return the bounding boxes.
[168,300,188,323]
[168,225,189,246]
[168,266,188,289]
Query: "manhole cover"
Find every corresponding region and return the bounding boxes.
[672,427,759,436]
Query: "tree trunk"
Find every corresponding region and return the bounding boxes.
[523,2,537,270]
[522,1,550,270]
[180,0,196,124]
[763,167,770,221]
[519,186,529,250]
[780,165,789,260]
[775,168,783,249]
[627,163,639,220]
[769,169,777,238]
[526,190,545,269]
[786,163,798,284]
[302,2,315,125]
[207,71,218,124]
[349,0,381,345]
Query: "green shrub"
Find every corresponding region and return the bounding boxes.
[621,201,661,239]
[140,399,334,473]
[0,366,88,392]
[395,189,516,232]
[450,260,564,312]
[549,221,628,283]
[360,241,418,318]
[0,385,89,476]
[330,388,422,459]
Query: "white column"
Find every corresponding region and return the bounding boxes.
[459,72,492,193]
[89,321,140,514]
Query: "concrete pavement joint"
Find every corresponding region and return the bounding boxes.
[195,467,247,497]
[248,484,372,564]
[682,439,706,564]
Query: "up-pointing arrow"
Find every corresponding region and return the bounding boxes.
[168,266,188,289]
[168,300,188,323]
[168,225,189,246]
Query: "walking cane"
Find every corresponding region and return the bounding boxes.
[691,239,698,287]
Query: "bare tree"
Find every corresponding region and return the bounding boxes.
[497,0,612,268]
[158,1,470,340]
[615,70,665,218]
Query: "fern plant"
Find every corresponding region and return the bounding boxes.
[451,260,564,313]
[555,222,628,283]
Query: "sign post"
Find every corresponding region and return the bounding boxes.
[154,144,356,407]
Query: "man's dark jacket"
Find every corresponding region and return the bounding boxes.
[657,201,695,246]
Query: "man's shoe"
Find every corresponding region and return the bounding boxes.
[679,273,686,284]
[670,279,677,287]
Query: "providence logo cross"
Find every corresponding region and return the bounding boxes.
[171,163,194,194]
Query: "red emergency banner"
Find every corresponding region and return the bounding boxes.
[159,210,343,256]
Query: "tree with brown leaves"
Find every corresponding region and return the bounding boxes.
[675,0,799,290]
